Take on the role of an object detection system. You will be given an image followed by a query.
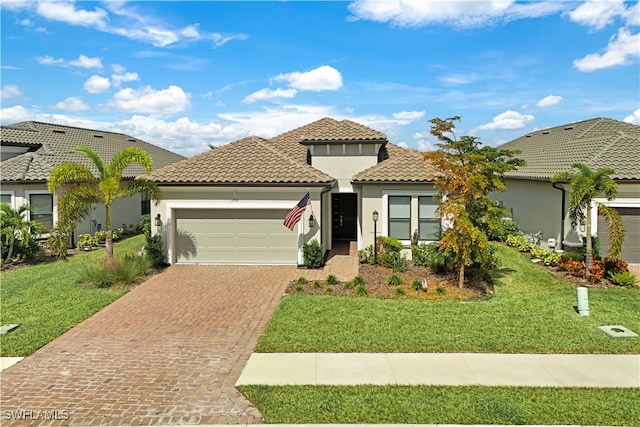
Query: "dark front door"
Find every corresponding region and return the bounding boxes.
[332,193,357,241]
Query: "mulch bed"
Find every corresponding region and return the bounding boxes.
[286,263,492,301]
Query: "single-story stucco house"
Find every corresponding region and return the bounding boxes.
[144,117,441,265]
[494,117,640,264]
[1,121,185,244]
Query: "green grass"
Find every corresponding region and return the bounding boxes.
[0,235,146,356]
[255,244,640,353]
[239,385,640,425]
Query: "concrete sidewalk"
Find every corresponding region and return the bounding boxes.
[236,353,640,387]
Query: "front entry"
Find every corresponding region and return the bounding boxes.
[332,193,357,241]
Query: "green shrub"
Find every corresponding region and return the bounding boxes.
[411,278,425,292]
[376,236,404,268]
[487,218,521,242]
[343,280,355,290]
[355,283,368,296]
[115,254,151,285]
[608,271,637,287]
[326,274,338,285]
[412,243,455,272]
[386,273,403,286]
[603,258,629,277]
[435,285,447,295]
[530,247,549,259]
[82,262,118,288]
[543,251,562,267]
[311,280,321,289]
[358,245,374,264]
[388,251,408,272]
[296,276,308,285]
[303,239,324,269]
[145,234,165,268]
[76,233,99,249]
[352,274,366,286]
[324,287,333,294]
[47,226,72,260]
[393,287,406,296]
[294,284,304,292]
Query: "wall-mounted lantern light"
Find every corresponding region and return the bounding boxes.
[372,210,379,265]
[309,213,315,228]
[155,213,162,228]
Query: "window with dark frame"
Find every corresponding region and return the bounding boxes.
[29,194,53,230]
[418,196,441,241]
[141,193,151,215]
[0,194,12,206]
[388,196,411,240]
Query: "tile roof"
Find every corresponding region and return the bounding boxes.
[146,117,436,185]
[499,117,640,181]
[143,136,334,184]
[301,119,387,143]
[1,121,185,182]
[352,143,438,182]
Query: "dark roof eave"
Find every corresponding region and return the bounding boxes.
[301,138,388,145]
[351,179,435,184]
[153,180,335,187]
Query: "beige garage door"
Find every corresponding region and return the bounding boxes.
[597,207,639,264]
[174,209,298,264]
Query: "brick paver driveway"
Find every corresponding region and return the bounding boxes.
[0,265,294,426]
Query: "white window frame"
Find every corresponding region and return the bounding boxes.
[25,190,57,236]
[0,191,15,208]
[382,190,440,245]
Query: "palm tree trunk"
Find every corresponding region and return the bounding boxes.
[585,205,592,278]
[4,236,15,264]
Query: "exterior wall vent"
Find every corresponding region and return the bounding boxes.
[52,129,65,134]
[94,134,104,138]
[542,131,550,135]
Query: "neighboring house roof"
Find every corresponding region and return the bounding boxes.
[1,121,185,182]
[353,143,438,183]
[145,117,437,186]
[499,117,640,181]
[143,135,334,185]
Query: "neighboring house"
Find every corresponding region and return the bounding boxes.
[495,117,640,264]
[1,121,185,243]
[144,118,440,265]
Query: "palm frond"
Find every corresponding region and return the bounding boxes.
[598,204,625,259]
[57,185,101,229]
[73,146,106,178]
[118,179,162,203]
[48,163,98,193]
[108,147,154,177]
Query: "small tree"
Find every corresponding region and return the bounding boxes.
[424,116,524,288]
[48,146,161,264]
[552,163,622,277]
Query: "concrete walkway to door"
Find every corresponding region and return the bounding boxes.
[0,265,294,426]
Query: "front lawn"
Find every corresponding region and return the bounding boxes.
[0,235,146,356]
[256,244,640,354]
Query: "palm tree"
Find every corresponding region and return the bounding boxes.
[1,203,45,264]
[48,146,161,264]
[552,163,622,277]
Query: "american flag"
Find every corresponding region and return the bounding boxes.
[283,192,310,230]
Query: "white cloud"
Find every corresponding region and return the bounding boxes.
[112,64,126,74]
[476,110,534,130]
[111,72,139,87]
[243,88,298,104]
[84,75,111,94]
[36,55,64,65]
[0,0,33,11]
[573,28,640,72]
[69,54,103,69]
[274,65,343,91]
[348,0,564,29]
[397,141,408,149]
[36,1,108,28]
[537,95,563,108]
[1,84,23,99]
[624,108,640,125]
[568,0,628,30]
[109,85,191,115]
[392,110,425,121]
[52,96,89,112]
[0,105,33,123]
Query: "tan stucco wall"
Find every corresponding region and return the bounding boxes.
[308,143,380,192]
[497,179,640,251]
[2,182,145,244]
[154,186,325,264]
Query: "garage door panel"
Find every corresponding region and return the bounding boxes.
[175,209,298,264]
[598,207,639,264]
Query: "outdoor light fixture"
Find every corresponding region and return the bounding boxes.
[309,213,315,228]
[155,213,162,228]
[372,210,379,265]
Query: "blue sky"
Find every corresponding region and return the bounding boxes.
[1,0,639,157]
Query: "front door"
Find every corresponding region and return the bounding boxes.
[332,193,357,241]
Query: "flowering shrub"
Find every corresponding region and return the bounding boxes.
[558,257,586,277]
[588,260,605,282]
[603,257,629,278]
